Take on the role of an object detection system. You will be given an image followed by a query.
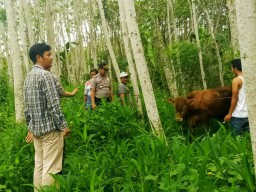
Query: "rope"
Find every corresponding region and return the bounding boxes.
[184,96,232,101]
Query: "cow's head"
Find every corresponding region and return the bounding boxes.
[167,97,188,122]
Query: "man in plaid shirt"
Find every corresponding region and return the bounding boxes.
[24,42,70,191]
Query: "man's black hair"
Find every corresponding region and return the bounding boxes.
[98,62,108,69]
[90,68,98,74]
[231,58,242,71]
[29,42,51,64]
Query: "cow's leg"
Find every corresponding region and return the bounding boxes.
[188,115,200,136]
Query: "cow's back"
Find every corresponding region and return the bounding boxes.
[200,86,231,118]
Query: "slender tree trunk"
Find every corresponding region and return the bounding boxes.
[5,0,24,122]
[227,0,239,53]
[122,0,164,137]
[24,0,36,46]
[18,0,31,74]
[63,11,75,84]
[45,0,59,77]
[118,0,143,113]
[204,8,224,86]
[166,0,179,97]
[34,0,44,42]
[0,23,7,72]
[97,0,121,81]
[7,52,13,87]
[73,0,86,83]
[0,22,14,87]
[88,0,98,68]
[235,0,256,182]
[190,0,207,89]
[172,0,186,95]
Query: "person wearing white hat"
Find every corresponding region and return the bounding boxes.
[118,72,132,105]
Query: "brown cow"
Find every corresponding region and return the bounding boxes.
[168,86,232,135]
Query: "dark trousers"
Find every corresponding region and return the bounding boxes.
[230,117,249,136]
[95,97,111,106]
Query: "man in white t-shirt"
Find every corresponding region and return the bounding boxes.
[224,59,249,135]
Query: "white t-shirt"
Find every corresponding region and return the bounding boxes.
[232,76,248,118]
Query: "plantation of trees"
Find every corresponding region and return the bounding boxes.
[1,0,256,191]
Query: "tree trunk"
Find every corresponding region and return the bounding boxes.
[0,23,7,72]
[235,0,256,182]
[5,0,24,122]
[122,0,164,137]
[73,0,87,83]
[18,0,31,74]
[45,0,59,77]
[118,0,143,113]
[23,0,36,46]
[166,0,179,97]
[97,0,121,81]
[204,8,224,86]
[88,0,98,69]
[227,0,239,53]
[190,0,207,89]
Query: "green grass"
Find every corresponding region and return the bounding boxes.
[0,86,255,192]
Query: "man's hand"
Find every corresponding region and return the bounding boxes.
[62,128,71,137]
[224,114,232,123]
[26,131,34,143]
[71,88,79,96]
[92,103,97,110]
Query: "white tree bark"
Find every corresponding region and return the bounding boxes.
[45,0,59,77]
[0,22,14,87]
[7,51,13,87]
[122,0,164,136]
[88,0,98,69]
[18,0,31,74]
[34,0,44,42]
[190,0,207,89]
[23,0,36,47]
[166,0,179,97]
[61,9,74,84]
[97,0,121,81]
[0,23,7,72]
[204,8,224,86]
[118,0,143,113]
[73,0,87,82]
[235,0,256,181]
[5,0,24,122]
[227,0,239,53]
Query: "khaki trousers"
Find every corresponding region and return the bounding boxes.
[33,131,64,192]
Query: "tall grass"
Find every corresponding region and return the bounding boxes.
[0,85,255,191]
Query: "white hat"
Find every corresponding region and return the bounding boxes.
[120,72,129,78]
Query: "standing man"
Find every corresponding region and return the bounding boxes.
[118,72,132,105]
[84,69,98,110]
[90,62,114,109]
[24,42,70,191]
[224,58,249,135]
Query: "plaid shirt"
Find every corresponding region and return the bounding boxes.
[23,65,67,136]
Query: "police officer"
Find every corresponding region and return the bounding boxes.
[91,62,114,109]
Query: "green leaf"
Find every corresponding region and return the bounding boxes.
[145,175,157,181]
[0,185,6,189]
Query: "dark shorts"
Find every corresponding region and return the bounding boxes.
[95,97,111,106]
[230,117,249,136]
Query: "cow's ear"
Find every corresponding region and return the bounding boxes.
[167,98,175,104]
